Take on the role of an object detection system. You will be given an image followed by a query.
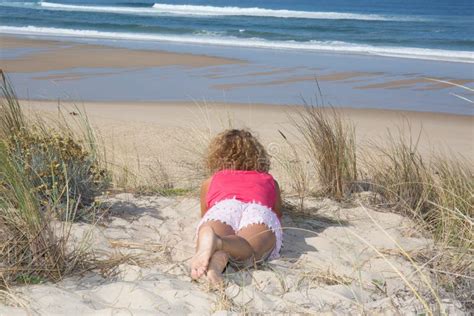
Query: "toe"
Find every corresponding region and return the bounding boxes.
[197,267,204,276]
[197,266,207,277]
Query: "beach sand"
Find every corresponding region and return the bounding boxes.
[2,192,465,315]
[20,99,474,189]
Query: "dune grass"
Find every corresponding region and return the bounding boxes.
[287,104,472,311]
[0,140,76,283]
[110,155,191,197]
[363,127,473,249]
[291,105,357,200]
[289,101,472,246]
[0,72,109,220]
[274,130,312,211]
[429,154,473,248]
[363,126,436,218]
[0,72,115,285]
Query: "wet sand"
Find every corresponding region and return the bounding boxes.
[213,72,381,90]
[2,35,473,114]
[0,36,240,73]
[356,78,474,90]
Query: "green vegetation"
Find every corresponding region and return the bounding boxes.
[0,71,109,284]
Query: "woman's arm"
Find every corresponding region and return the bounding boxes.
[200,177,212,217]
[273,180,283,219]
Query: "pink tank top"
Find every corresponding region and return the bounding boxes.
[206,169,277,214]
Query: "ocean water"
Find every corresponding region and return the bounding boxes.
[0,0,473,63]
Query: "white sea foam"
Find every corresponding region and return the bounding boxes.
[37,1,419,21]
[0,1,35,7]
[1,25,472,63]
[39,1,156,15]
[150,3,410,21]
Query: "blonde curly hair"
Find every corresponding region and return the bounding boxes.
[206,129,270,173]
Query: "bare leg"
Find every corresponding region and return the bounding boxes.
[192,225,255,278]
[191,221,234,280]
[206,250,228,286]
[191,222,276,279]
[237,223,276,262]
[192,226,254,275]
[212,224,276,263]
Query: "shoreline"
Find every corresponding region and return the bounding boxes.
[2,35,474,115]
[1,28,473,64]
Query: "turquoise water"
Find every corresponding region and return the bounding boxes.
[1,0,473,62]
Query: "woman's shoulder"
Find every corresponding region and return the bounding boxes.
[201,177,212,191]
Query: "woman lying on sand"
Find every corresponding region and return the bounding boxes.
[190,129,283,285]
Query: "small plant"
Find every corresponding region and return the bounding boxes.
[297,269,353,287]
[15,274,44,285]
[7,128,107,214]
[136,186,192,196]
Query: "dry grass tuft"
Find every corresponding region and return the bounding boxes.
[211,287,234,313]
[429,154,473,248]
[274,130,312,211]
[0,287,29,311]
[363,126,436,218]
[292,104,357,200]
[289,102,472,312]
[107,157,191,197]
[362,125,473,248]
[410,246,473,311]
[297,268,353,287]
[360,125,473,311]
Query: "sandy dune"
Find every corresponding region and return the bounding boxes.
[1,100,470,315]
[0,193,465,315]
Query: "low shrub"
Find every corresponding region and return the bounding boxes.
[0,71,108,221]
[0,72,122,285]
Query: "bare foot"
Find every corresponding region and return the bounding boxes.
[191,225,221,280]
[206,270,224,287]
[206,251,228,287]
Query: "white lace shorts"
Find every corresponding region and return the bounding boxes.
[196,198,282,260]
